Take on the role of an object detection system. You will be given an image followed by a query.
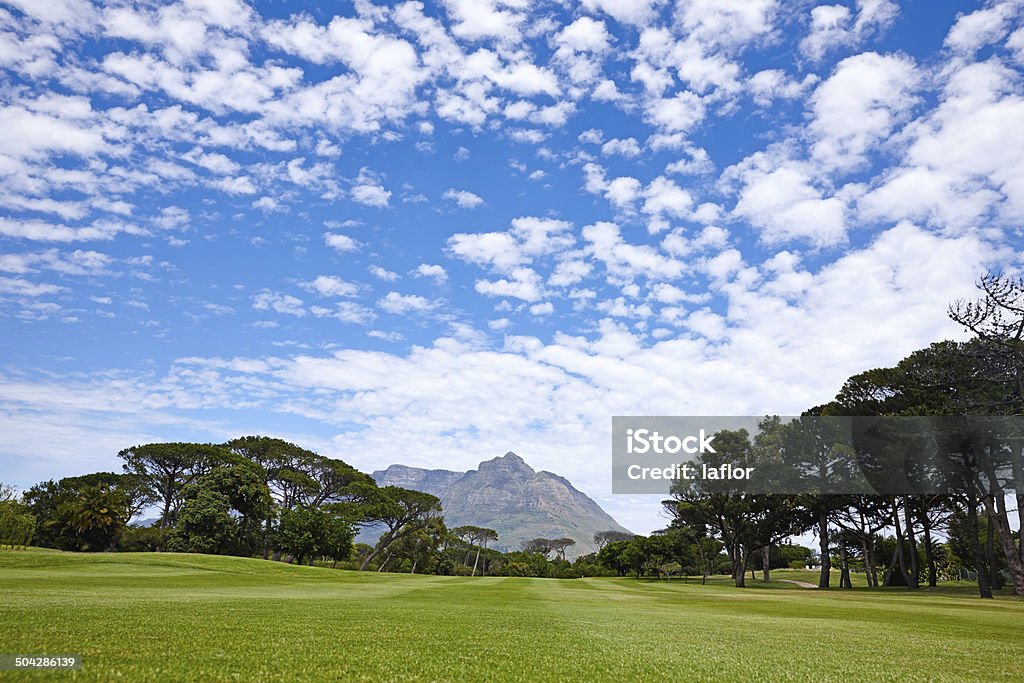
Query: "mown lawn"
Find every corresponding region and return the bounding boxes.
[0,550,1021,681]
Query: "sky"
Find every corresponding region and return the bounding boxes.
[1,0,1023,534]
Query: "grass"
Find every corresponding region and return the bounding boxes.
[1,550,1022,681]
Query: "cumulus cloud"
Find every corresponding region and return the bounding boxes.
[378,291,436,314]
[442,188,485,208]
[305,275,359,297]
[414,263,448,284]
[350,168,391,207]
[324,233,360,252]
[800,0,900,61]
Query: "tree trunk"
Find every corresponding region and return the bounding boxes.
[883,542,899,587]
[891,498,914,589]
[860,537,874,588]
[360,529,399,571]
[903,499,920,589]
[818,510,831,588]
[377,551,392,572]
[982,490,1024,595]
[985,505,1001,589]
[1018,490,1024,568]
[839,537,852,589]
[967,491,994,598]
[698,543,708,585]
[472,547,482,577]
[734,548,747,588]
[762,545,771,582]
[921,507,937,588]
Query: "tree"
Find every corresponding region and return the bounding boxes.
[776,416,860,588]
[23,475,132,551]
[596,539,632,576]
[319,511,356,568]
[824,339,1024,597]
[276,506,321,565]
[0,481,16,502]
[830,495,890,587]
[666,427,810,587]
[0,500,36,549]
[224,436,374,510]
[453,526,498,576]
[167,462,273,556]
[118,443,230,527]
[593,530,634,550]
[196,462,273,555]
[358,487,442,571]
[389,518,447,574]
[550,537,576,562]
[949,273,1024,590]
[521,538,555,557]
[167,488,235,554]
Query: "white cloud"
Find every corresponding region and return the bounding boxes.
[0,276,66,297]
[369,265,399,281]
[475,267,545,302]
[860,59,1024,228]
[748,69,818,107]
[800,0,899,61]
[324,233,360,252]
[443,188,485,208]
[252,196,285,212]
[0,249,113,276]
[529,301,554,315]
[378,291,436,314]
[601,137,642,157]
[582,221,684,282]
[252,290,306,317]
[441,0,525,41]
[414,263,448,284]
[368,329,404,342]
[726,150,847,246]
[644,90,706,133]
[0,217,144,242]
[448,216,574,275]
[674,0,779,49]
[809,52,920,172]
[212,176,257,195]
[582,0,665,27]
[945,2,1017,54]
[305,275,359,298]
[351,181,391,207]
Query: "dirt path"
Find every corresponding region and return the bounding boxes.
[776,579,818,588]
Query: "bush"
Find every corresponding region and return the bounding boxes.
[120,525,167,552]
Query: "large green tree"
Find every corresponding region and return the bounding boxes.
[118,443,231,527]
[358,487,442,571]
[665,427,810,587]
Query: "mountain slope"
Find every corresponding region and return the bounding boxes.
[372,452,630,557]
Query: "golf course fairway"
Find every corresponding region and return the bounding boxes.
[1,550,1021,681]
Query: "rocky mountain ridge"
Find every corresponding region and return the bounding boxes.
[371,452,631,558]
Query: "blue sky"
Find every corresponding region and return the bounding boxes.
[2,0,1023,534]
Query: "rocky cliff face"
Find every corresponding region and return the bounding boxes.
[372,452,631,558]
[371,464,464,499]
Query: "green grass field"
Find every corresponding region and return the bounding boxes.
[1,550,1022,681]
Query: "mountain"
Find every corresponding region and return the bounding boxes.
[371,452,631,558]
